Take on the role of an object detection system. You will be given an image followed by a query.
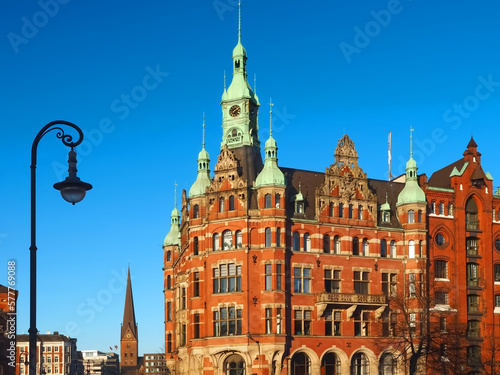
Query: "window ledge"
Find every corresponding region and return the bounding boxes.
[434,278,450,282]
[495,307,500,314]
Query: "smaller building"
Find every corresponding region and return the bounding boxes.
[140,354,168,375]
[80,350,119,375]
[16,332,78,375]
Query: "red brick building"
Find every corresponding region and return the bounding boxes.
[162,5,500,375]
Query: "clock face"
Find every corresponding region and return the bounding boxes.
[126,333,131,338]
[229,105,241,117]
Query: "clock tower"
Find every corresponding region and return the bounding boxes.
[220,1,262,182]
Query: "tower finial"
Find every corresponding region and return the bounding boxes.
[174,182,178,209]
[238,1,242,44]
[410,126,414,158]
[202,113,206,149]
[269,98,274,137]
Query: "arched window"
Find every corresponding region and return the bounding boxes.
[339,203,344,218]
[349,204,353,219]
[408,240,415,258]
[408,209,415,223]
[351,352,369,375]
[222,230,233,250]
[224,354,245,375]
[439,202,444,215]
[167,251,171,261]
[353,237,359,256]
[219,197,225,213]
[358,205,363,220]
[193,204,199,218]
[334,235,341,254]
[275,193,281,208]
[321,352,341,375]
[235,230,242,248]
[293,232,300,251]
[389,240,396,258]
[291,352,311,375]
[329,202,334,217]
[381,239,387,258]
[229,195,235,211]
[265,194,272,208]
[466,197,479,230]
[276,227,281,247]
[417,210,422,223]
[323,234,330,253]
[167,275,171,289]
[362,238,369,256]
[265,228,272,247]
[213,233,220,251]
[379,353,397,375]
[193,237,199,256]
[304,233,311,252]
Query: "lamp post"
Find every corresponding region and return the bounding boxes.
[29,121,92,375]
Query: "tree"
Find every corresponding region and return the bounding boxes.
[375,262,468,375]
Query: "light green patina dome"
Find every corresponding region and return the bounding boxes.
[255,100,285,187]
[397,130,426,206]
[189,116,212,198]
[164,191,181,247]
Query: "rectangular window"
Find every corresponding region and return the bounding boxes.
[435,291,449,305]
[440,317,447,332]
[468,295,480,312]
[167,334,172,353]
[294,267,312,293]
[324,269,341,293]
[193,272,200,297]
[276,308,283,334]
[495,264,500,282]
[181,324,187,346]
[382,311,396,337]
[181,287,187,310]
[194,313,200,339]
[325,310,342,336]
[354,271,369,295]
[435,260,448,279]
[265,264,272,291]
[467,263,479,287]
[354,311,370,336]
[294,310,312,335]
[409,273,416,297]
[276,264,282,291]
[265,194,272,208]
[213,263,242,293]
[213,307,242,336]
[466,238,478,255]
[382,273,397,297]
[496,295,500,307]
[167,301,172,321]
[467,320,480,338]
[54,356,58,363]
[265,308,272,334]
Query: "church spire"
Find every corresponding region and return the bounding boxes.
[121,266,137,339]
[189,115,212,198]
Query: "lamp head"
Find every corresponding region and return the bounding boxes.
[53,148,92,205]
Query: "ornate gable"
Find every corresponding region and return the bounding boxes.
[316,135,377,222]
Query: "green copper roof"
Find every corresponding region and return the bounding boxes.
[189,117,212,198]
[255,100,285,187]
[397,128,426,206]
[380,193,390,211]
[164,189,181,247]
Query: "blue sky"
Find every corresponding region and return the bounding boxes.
[1,0,499,355]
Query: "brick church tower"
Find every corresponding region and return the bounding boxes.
[120,267,139,374]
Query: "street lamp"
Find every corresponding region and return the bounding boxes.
[29,121,92,375]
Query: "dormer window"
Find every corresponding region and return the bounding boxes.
[383,211,390,223]
[296,202,304,214]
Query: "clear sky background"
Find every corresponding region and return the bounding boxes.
[1,0,499,355]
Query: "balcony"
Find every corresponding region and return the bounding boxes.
[317,292,387,306]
